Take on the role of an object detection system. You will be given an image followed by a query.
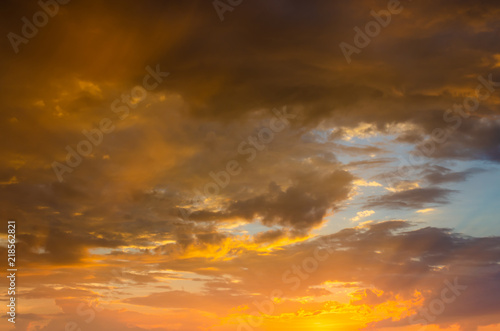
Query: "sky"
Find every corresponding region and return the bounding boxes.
[1,0,500,330]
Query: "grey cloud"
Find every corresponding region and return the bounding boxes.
[364,187,456,209]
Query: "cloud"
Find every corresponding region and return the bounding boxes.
[364,187,457,209]
[350,210,375,222]
[130,221,500,330]
[188,170,354,231]
[416,208,435,213]
[422,165,486,184]
[1,0,500,330]
[2,0,500,164]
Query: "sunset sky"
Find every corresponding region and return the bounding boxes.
[1,0,500,330]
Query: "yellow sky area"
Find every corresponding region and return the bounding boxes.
[217,290,423,331]
[181,233,313,261]
[14,274,500,331]
[77,231,313,264]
